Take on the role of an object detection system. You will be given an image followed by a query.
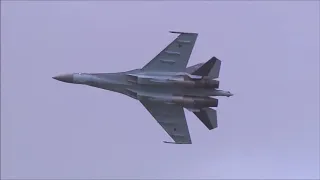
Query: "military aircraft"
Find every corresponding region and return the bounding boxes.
[53,31,233,144]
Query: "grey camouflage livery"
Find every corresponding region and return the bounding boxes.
[53,31,233,144]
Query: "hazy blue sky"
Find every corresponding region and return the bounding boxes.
[1,1,319,179]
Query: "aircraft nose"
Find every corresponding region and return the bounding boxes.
[52,74,74,83]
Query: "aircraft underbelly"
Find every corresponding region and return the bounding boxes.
[133,85,215,97]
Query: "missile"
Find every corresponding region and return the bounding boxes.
[169,78,219,88]
[171,96,218,108]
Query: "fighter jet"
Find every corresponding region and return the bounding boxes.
[53,31,233,144]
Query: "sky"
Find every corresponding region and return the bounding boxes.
[1,1,319,179]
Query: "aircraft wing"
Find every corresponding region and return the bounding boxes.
[142,31,198,73]
[140,99,192,144]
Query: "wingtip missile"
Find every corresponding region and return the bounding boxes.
[163,141,192,144]
[169,31,197,34]
[163,141,177,144]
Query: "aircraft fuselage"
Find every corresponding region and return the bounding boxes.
[53,70,232,110]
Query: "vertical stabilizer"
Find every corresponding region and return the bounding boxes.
[193,108,218,130]
[191,57,221,79]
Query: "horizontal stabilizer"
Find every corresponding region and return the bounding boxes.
[191,57,221,79]
[193,108,218,130]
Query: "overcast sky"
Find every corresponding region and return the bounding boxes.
[1,1,319,179]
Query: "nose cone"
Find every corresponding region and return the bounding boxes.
[228,92,234,97]
[52,74,74,83]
